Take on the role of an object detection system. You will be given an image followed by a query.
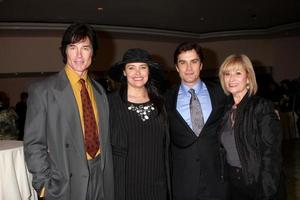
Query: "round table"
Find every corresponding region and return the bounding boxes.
[0,140,38,200]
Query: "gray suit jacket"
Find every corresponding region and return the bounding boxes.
[24,70,114,200]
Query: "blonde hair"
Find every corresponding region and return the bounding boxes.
[218,54,257,96]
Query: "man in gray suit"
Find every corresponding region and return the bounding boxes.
[24,23,114,200]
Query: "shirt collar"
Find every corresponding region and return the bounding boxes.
[65,65,88,86]
[180,80,203,96]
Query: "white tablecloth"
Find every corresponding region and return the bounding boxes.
[0,140,38,200]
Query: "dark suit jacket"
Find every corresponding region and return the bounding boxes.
[165,80,228,200]
[24,70,114,200]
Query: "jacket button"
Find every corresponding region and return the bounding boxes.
[69,173,72,178]
[65,143,69,148]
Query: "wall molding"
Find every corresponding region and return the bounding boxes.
[1,22,300,40]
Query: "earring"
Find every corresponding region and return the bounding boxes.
[246,83,250,90]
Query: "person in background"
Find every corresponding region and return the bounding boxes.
[218,54,285,200]
[0,91,18,139]
[23,23,114,200]
[165,42,228,200]
[15,92,28,140]
[108,48,171,200]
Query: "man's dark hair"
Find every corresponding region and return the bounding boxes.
[173,42,204,64]
[60,23,98,64]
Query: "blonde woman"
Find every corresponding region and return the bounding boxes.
[218,54,285,200]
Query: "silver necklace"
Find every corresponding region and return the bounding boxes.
[128,103,155,121]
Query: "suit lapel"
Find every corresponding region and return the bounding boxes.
[53,70,86,161]
[170,86,198,140]
[202,81,213,125]
[203,81,218,126]
[91,78,107,170]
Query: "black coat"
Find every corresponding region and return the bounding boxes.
[165,80,229,200]
[219,94,284,200]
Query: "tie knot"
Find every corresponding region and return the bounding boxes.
[189,89,198,101]
[188,88,196,96]
[79,79,85,85]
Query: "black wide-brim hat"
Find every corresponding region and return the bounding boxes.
[108,48,164,83]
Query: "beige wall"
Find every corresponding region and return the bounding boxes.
[0,77,43,107]
[1,34,300,105]
[1,36,62,73]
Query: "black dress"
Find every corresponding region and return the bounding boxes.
[109,91,169,200]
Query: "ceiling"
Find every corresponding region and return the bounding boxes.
[1,0,300,40]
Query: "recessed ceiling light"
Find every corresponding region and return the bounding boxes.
[97,7,103,11]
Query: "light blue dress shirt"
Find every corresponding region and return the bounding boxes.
[176,80,212,130]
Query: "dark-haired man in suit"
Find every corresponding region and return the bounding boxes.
[24,23,114,200]
[165,42,228,200]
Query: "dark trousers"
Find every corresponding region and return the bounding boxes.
[228,165,257,200]
[86,155,104,200]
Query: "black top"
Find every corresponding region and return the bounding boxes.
[109,91,168,200]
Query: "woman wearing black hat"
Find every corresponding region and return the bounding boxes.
[108,48,171,200]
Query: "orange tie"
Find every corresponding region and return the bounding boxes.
[79,79,99,158]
